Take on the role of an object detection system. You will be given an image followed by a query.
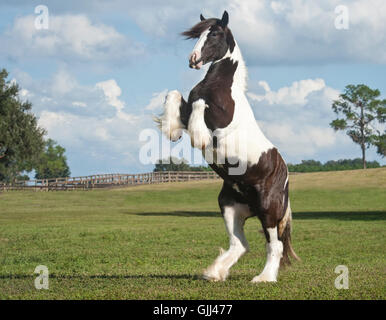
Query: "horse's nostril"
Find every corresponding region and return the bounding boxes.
[189,52,201,69]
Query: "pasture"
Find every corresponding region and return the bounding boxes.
[0,168,385,300]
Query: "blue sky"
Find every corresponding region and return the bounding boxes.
[0,0,385,176]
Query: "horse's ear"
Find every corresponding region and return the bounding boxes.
[200,14,206,21]
[220,10,229,27]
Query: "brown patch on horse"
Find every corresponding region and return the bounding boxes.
[188,58,237,130]
[244,148,288,226]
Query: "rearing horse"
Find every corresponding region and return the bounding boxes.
[155,11,299,283]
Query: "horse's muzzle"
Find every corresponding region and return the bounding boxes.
[189,51,203,69]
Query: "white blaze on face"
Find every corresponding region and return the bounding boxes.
[190,28,210,69]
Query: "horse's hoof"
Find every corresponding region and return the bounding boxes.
[202,274,221,282]
[202,266,228,282]
[251,275,277,283]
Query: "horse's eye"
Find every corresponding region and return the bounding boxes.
[210,32,218,37]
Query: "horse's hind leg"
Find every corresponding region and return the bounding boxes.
[251,225,283,283]
[203,201,251,282]
[251,184,298,282]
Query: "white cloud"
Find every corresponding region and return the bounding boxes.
[248,78,345,161]
[51,69,76,96]
[248,79,326,105]
[38,110,139,148]
[1,14,145,63]
[96,79,125,112]
[145,89,168,110]
[259,122,337,158]
[19,88,30,98]
[120,0,386,65]
[72,101,87,108]
[2,1,385,65]
[36,108,150,175]
[13,69,128,119]
[228,0,386,65]
[36,104,149,173]
[96,79,139,122]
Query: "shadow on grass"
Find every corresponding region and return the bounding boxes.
[134,211,221,218]
[0,274,199,280]
[293,211,386,221]
[135,210,386,221]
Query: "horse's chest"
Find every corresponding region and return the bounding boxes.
[188,86,235,130]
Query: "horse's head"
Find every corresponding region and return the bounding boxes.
[182,11,235,70]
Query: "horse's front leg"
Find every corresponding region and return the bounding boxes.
[203,183,252,281]
[203,202,250,281]
[155,90,187,141]
[188,99,212,150]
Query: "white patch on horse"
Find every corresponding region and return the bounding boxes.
[279,199,291,237]
[189,29,210,69]
[207,41,274,168]
[203,203,251,281]
[155,90,183,141]
[188,99,212,149]
[251,227,283,283]
[283,169,289,206]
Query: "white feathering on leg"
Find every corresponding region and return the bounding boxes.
[154,90,184,141]
[203,204,251,282]
[251,227,283,283]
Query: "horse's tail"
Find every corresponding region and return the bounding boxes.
[278,201,300,267]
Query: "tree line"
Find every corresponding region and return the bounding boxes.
[287,159,381,173]
[155,157,382,173]
[153,157,212,172]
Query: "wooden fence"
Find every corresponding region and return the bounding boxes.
[0,171,220,191]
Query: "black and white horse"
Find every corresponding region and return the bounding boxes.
[155,11,299,283]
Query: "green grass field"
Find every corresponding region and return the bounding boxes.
[0,168,385,300]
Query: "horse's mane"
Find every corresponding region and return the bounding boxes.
[181,18,219,39]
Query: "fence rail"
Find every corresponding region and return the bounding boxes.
[0,171,220,191]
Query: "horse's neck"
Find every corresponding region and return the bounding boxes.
[211,42,247,92]
[229,44,247,92]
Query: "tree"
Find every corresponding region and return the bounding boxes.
[153,157,191,172]
[153,157,213,172]
[330,84,386,169]
[34,139,71,179]
[0,69,46,182]
[371,131,386,157]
